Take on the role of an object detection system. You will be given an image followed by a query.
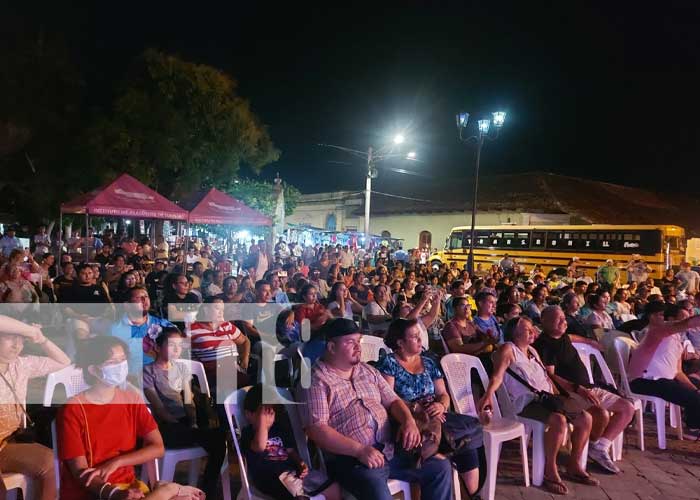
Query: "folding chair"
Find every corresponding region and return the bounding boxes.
[572,342,644,457]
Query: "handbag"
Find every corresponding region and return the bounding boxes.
[441,412,484,454]
[404,398,442,467]
[505,366,567,415]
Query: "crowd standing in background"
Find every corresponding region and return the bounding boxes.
[1,223,700,499]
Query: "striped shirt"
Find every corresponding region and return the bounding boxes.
[189,321,242,363]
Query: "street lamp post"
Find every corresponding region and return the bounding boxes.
[457,111,506,274]
[320,133,412,250]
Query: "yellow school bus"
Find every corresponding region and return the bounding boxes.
[430,225,685,279]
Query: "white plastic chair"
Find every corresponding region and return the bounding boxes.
[612,337,682,450]
[494,378,589,486]
[440,333,451,355]
[43,364,90,406]
[572,342,644,457]
[3,472,32,500]
[157,359,231,500]
[441,354,529,500]
[359,335,390,363]
[223,386,326,500]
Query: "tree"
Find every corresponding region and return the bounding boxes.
[83,49,280,199]
[222,178,301,218]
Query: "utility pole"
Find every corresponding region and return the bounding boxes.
[364,146,373,250]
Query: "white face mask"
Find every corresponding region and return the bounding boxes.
[100,360,129,387]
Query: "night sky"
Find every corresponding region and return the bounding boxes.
[10,1,700,195]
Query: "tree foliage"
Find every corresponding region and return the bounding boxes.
[82,49,280,199]
[222,179,301,217]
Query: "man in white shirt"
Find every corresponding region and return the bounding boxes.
[186,248,198,265]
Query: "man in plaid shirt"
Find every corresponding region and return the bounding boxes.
[301,318,453,500]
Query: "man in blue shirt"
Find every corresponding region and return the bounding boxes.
[111,285,174,377]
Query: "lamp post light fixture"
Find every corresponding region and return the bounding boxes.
[456,110,506,274]
[319,132,414,249]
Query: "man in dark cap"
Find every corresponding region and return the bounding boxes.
[301,318,453,500]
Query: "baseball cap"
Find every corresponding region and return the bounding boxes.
[322,318,361,340]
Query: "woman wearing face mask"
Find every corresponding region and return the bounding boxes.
[58,336,203,500]
[0,315,70,500]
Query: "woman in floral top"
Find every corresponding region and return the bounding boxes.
[376,318,482,498]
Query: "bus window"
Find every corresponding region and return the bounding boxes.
[475,231,490,248]
[665,236,684,253]
[448,231,464,250]
[517,232,530,247]
[532,231,545,248]
[502,232,515,247]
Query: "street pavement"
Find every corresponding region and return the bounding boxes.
[491,414,700,500]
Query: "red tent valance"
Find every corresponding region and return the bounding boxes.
[186,188,272,226]
[61,173,188,221]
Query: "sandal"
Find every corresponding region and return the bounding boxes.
[563,471,600,487]
[542,477,569,495]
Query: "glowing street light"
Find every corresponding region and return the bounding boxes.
[477,119,491,135]
[455,109,507,273]
[492,111,506,128]
[319,130,415,249]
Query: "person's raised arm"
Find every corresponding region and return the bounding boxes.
[0,318,71,366]
[420,291,442,328]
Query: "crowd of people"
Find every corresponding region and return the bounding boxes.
[1,223,700,499]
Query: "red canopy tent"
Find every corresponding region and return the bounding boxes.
[61,173,188,220]
[185,188,272,226]
[60,173,188,259]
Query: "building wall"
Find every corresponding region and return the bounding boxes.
[287,191,570,249]
[366,212,569,249]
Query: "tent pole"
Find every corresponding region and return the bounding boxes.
[58,210,63,276]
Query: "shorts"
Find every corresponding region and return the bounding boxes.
[519,388,623,423]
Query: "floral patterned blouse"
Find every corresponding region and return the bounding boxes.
[375,353,444,402]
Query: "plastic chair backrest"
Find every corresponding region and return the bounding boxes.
[43,365,90,406]
[223,386,309,500]
[440,332,450,355]
[360,335,390,363]
[572,342,617,388]
[441,353,502,419]
[223,387,254,500]
[613,337,638,397]
[683,339,696,354]
[173,359,210,397]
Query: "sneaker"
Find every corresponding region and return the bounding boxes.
[588,443,620,474]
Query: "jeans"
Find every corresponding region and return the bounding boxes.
[327,448,453,500]
[630,377,700,429]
